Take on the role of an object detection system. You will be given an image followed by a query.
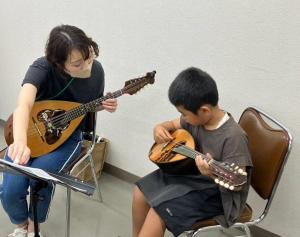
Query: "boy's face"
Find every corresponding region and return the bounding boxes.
[176,105,211,126]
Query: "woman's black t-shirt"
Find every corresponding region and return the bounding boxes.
[22,56,104,103]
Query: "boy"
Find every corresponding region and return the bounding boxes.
[132,67,252,237]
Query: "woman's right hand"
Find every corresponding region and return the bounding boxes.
[153,125,174,144]
[8,141,31,165]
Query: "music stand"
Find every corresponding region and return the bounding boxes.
[0,159,95,237]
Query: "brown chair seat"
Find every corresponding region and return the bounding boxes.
[191,204,252,230]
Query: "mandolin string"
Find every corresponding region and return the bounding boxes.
[46,78,145,127]
[25,94,111,136]
[50,92,119,126]
[157,141,242,187]
[173,144,237,184]
[162,141,226,175]
[179,145,244,185]
[25,89,122,135]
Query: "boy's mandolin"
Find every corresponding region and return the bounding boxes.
[149,129,247,191]
[5,71,156,157]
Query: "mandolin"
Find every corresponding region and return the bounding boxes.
[5,71,156,157]
[149,129,247,191]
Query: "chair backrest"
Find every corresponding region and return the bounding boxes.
[238,107,292,201]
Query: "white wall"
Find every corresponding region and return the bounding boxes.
[0,0,299,236]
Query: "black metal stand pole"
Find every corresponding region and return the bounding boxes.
[30,181,48,237]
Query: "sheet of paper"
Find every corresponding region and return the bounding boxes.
[0,159,60,182]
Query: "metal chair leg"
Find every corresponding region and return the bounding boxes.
[65,187,71,237]
[89,154,103,202]
[220,223,252,237]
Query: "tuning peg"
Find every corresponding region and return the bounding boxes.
[214,178,219,184]
[238,168,244,174]
[219,180,224,186]
[224,183,229,189]
[242,171,247,176]
[229,186,234,190]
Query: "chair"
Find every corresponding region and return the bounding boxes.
[183,106,293,237]
[62,112,103,237]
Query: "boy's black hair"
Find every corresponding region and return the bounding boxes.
[45,25,99,69]
[168,67,219,114]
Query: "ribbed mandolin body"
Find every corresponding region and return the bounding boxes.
[4,100,84,157]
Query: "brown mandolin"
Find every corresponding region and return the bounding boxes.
[149,129,247,191]
[5,71,156,157]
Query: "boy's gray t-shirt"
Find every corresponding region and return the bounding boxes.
[181,114,253,226]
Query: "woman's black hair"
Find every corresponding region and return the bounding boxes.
[45,25,99,69]
[168,67,219,114]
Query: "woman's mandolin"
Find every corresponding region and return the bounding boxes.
[5,71,156,157]
[149,129,247,191]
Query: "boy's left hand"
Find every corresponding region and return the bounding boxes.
[195,153,213,177]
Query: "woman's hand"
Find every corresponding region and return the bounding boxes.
[102,98,118,113]
[195,153,213,177]
[7,141,31,165]
[153,125,174,144]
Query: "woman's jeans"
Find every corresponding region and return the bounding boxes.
[0,129,82,224]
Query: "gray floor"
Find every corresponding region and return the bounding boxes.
[0,125,246,237]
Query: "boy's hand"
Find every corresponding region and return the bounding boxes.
[195,153,213,177]
[153,125,174,143]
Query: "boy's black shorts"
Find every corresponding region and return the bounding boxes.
[153,188,223,236]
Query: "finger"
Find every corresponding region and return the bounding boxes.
[14,149,24,164]
[206,153,212,160]
[102,104,115,110]
[7,144,14,159]
[161,130,173,140]
[11,145,21,162]
[160,133,173,143]
[102,102,117,108]
[104,98,117,102]
[103,106,117,113]
[195,156,202,167]
[102,99,116,104]
[156,133,169,143]
[20,148,31,165]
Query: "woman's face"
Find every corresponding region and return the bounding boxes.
[64,49,94,78]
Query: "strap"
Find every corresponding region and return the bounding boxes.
[47,77,75,100]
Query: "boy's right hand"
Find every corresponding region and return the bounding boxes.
[153,125,174,143]
[8,141,31,165]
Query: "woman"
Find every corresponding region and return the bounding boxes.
[0,25,117,237]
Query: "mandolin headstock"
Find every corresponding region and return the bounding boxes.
[123,71,156,95]
[209,160,248,191]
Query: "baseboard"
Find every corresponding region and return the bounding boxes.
[103,162,140,184]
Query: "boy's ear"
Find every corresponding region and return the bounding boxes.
[198,105,211,114]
